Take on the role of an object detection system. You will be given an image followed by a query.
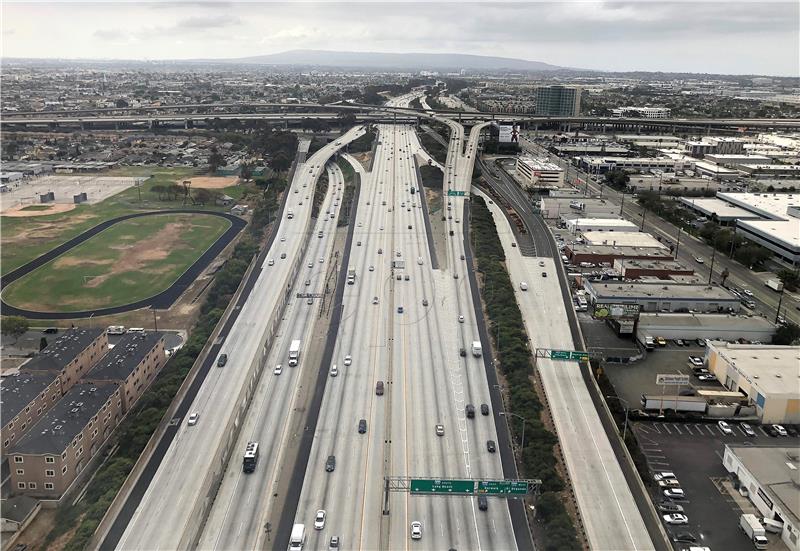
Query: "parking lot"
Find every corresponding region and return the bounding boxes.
[635,420,798,551]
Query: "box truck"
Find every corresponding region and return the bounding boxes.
[288,523,305,551]
[288,340,301,367]
[740,513,768,549]
[765,279,784,292]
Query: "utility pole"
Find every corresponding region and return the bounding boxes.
[675,227,682,260]
[707,246,717,286]
[640,208,647,231]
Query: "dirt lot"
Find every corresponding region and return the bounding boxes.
[188,176,239,189]
[0,175,142,211]
[1,203,77,217]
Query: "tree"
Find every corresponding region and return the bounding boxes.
[773,322,800,346]
[777,268,800,292]
[604,169,630,190]
[115,98,129,108]
[208,147,225,173]
[269,152,292,173]
[239,162,253,182]
[1,316,29,343]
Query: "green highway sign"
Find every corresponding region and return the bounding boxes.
[447,190,466,197]
[410,479,475,494]
[477,480,529,496]
[550,350,589,362]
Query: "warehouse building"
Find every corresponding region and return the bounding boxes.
[515,156,564,189]
[83,331,166,412]
[564,244,674,265]
[9,382,122,498]
[581,231,665,248]
[1,328,108,455]
[566,217,639,234]
[706,342,800,424]
[612,259,694,279]
[723,445,800,551]
[583,280,741,313]
[636,313,776,342]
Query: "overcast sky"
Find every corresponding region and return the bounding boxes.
[2,1,798,76]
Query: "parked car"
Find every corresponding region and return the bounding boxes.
[663,513,689,525]
[740,423,756,437]
[696,339,706,347]
[675,339,685,346]
[697,374,716,382]
[653,471,676,481]
[658,502,684,513]
[663,488,685,499]
[718,421,734,435]
[671,532,697,543]
[772,424,788,437]
[656,336,667,346]
[688,356,704,367]
[658,479,681,488]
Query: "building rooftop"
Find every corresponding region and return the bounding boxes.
[709,342,800,397]
[34,328,106,371]
[613,259,693,272]
[585,280,739,302]
[86,332,163,381]
[737,218,800,249]
[581,231,665,248]
[716,192,800,220]
[727,445,800,527]
[0,370,60,422]
[570,218,639,229]
[517,155,562,172]
[638,312,775,333]
[567,244,674,258]
[679,197,761,220]
[11,382,117,455]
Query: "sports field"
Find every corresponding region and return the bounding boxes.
[2,213,230,312]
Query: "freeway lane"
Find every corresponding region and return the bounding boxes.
[197,163,345,549]
[115,126,365,550]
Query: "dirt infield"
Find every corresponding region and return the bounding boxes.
[188,176,239,189]
[1,203,77,217]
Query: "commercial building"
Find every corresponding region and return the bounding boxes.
[583,280,741,313]
[8,382,122,498]
[678,197,762,225]
[534,86,581,117]
[691,160,743,180]
[706,342,800,424]
[581,231,665,248]
[514,156,564,189]
[739,164,800,178]
[612,259,694,279]
[539,196,621,220]
[564,244,674,265]
[566,217,639,234]
[0,328,108,455]
[83,332,166,412]
[704,153,772,167]
[611,107,671,119]
[551,143,631,156]
[723,445,800,551]
[577,156,692,174]
[636,313,776,342]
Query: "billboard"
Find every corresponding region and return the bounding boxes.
[497,123,519,143]
[593,303,640,320]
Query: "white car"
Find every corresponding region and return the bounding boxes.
[694,256,704,264]
[187,413,199,426]
[273,364,283,375]
[314,510,326,530]
[658,479,681,487]
[743,289,754,297]
[663,488,685,499]
[344,355,352,366]
[520,282,528,291]
[653,471,676,482]
[369,265,375,271]
[410,521,422,539]
[329,364,338,377]
[718,420,734,435]
[268,258,275,266]
[772,424,788,436]
[308,262,313,268]
[372,296,379,304]
[458,315,464,323]
[538,261,545,267]
[688,356,704,367]
[281,236,287,242]
[663,513,689,525]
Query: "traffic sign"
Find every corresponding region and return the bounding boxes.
[550,350,571,360]
[550,350,589,362]
[410,479,475,494]
[447,190,466,197]
[476,480,529,496]
[656,374,690,386]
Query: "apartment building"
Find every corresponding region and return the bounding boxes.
[9,382,122,498]
[1,328,107,455]
[83,331,166,412]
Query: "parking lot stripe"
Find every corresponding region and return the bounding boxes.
[706,425,716,436]
[663,424,672,435]
[672,424,682,435]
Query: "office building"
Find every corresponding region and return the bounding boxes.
[582,280,741,313]
[515,156,564,189]
[706,342,800,424]
[723,445,800,551]
[534,86,581,117]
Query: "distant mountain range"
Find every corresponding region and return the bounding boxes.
[222,49,570,72]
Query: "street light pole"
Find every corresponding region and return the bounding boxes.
[500,411,527,450]
[707,245,717,286]
[605,395,630,441]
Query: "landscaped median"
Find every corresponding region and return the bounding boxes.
[470,195,581,551]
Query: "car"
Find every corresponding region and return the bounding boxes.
[396,274,402,280]
[460,254,465,260]
[378,248,383,254]
[358,419,367,434]
[326,455,336,472]
[329,536,340,550]
[459,347,466,357]
[436,424,445,436]
[772,424,788,436]
[307,298,314,305]
[410,521,422,539]
[741,422,756,437]
[688,356,704,367]
[697,374,716,382]
[187,413,199,426]
[675,339,685,346]
[217,354,228,367]
[671,532,697,543]
[658,479,681,487]
[743,289,754,297]
[663,488,685,499]
[357,241,361,246]
[404,275,410,281]
[308,262,313,268]
[481,403,489,416]
[520,282,528,291]
[658,502,684,513]
[454,273,459,279]
[417,257,423,265]
[369,265,375,271]
[274,364,283,375]
[330,364,338,377]
[281,253,287,259]
[656,336,667,346]
[696,338,706,347]
[663,514,688,525]
[486,440,496,453]
[539,260,545,267]
[319,257,324,264]
[281,236,287,242]
[268,258,275,266]
[694,256,704,264]
[653,471,676,481]
[477,495,488,511]
[305,279,311,286]
[42,327,59,334]
[541,272,547,277]
[397,306,404,313]
[344,355,352,366]
[372,296,379,305]
[458,315,464,323]
[314,510,326,530]
[466,404,475,418]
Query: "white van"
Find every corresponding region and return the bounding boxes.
[107,325,126,335]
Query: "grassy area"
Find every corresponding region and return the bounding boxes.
[418,130,448,165]
[20,205,53,211]
[1,166,247,275]
[3,213,229,312]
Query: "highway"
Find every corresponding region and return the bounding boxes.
[197,163,346,549]
[115,126,365,550]
[292,119,516,550]
[519,136,800,326]
[474,187,656,550]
